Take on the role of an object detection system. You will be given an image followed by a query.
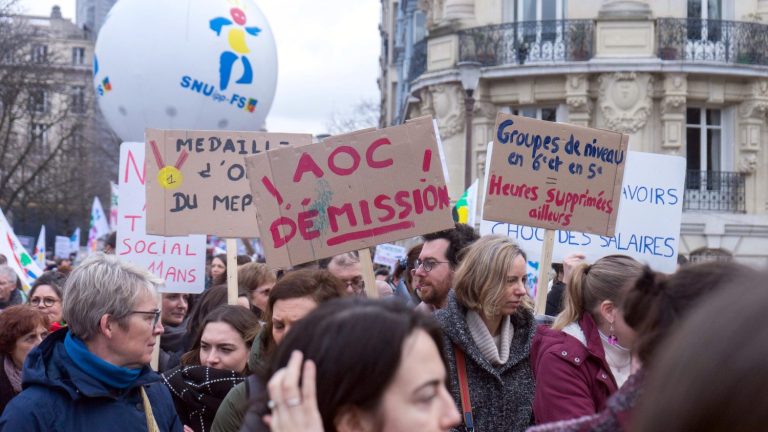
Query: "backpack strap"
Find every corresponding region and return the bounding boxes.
[454,344,475,432]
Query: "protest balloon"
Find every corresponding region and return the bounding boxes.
[93,0,277,142]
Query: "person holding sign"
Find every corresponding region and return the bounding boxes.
[0,254,182,431]
[434,235,536,432]
[530,255,643,424]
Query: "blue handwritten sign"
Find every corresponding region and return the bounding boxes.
[484,114,629,236]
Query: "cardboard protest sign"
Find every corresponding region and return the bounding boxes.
[374,243,407,271]
[118,142,206,293]
[484,114,629,236]
[482,150,686,273]
[245,116,454,268]
[144,129,312,237]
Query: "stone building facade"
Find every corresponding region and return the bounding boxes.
[380,0,768,266]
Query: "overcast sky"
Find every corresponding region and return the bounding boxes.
[20,0,382,136]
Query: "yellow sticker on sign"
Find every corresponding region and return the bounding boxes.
[158,166,183,189]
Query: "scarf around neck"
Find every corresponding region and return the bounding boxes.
[466,310,514,366]
[64,331,142,390]
[3,355,22,393]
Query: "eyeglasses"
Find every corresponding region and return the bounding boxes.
[130,309,161,328]
[414,259,450,273]
[341,278,365,293]
[30,297,59,307]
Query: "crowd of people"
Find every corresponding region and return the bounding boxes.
[0,223,765,431]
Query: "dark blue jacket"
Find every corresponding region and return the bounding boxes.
[0,329,183,432]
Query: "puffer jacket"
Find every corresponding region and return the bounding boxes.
[435,290,536,432]
[530,314,618,424]
[0,328,183,432]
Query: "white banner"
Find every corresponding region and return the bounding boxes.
[0,209,43,287]
[117,142,206,293]
[481,150,686,274]
[374,243,407,271]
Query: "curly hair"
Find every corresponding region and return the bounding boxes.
[421,223,479,268]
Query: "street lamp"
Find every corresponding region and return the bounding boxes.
[457,61,481,191]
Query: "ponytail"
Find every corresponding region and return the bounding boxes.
[551,255,643,331]
[552,262,590,330]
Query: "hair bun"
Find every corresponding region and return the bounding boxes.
[634,266,666,296]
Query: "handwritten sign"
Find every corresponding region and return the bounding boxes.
[482,151,685,273]
[144,129,312,237]
[245,116,454,268]
[118,142,206,293]
[483,114,629,236]
[374,243,407,271]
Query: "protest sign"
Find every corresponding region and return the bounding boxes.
[483,113,629,237]
[144,129,312,237]
[245,116,454,268]
[374,243,407,271]
[0,209,43,287]
[117,142,206,293]
[481,151,686,274]
[54,236,70,259]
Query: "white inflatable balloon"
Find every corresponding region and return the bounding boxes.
[94,0,277,141]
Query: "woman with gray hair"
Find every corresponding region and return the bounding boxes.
[0,253,183,432]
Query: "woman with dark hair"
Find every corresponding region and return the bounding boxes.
[531,254,643,424]
[243,298,461,432]
[630,273,768,432]
[210,270,344,432]
[162,305,259,432]
[434,235,536,432]
[527,261,756,432]
[0,306,48,413]
[208,254,228,287]
[183,284,228,352]
[28,271,67,332]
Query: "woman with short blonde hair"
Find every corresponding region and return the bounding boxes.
[435,235,536,432]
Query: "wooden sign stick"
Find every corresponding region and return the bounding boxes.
[150,294,162,370]
[535,229,556,316]
[358,248,379,299]
[226,238,239,305]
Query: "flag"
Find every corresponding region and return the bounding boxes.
[452,179,479,227]
[87,197,110,253]
[33,225,46,268]
[70,228,81,259]
[0,208,43,287]
[109,181,119,229]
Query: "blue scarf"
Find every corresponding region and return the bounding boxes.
[64,332,142,390]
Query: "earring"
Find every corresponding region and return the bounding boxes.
[608,322,618,346]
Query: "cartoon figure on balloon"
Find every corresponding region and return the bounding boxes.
[209,6,261,92]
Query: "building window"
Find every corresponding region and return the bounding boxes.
[688,0,722,41]
[30,123,48,151]
[511,106,557,121]
[31,44,48,63]
[28,90,48,113]
[71,86,86,114]
[72,47,85,65]
[686,107,721,174]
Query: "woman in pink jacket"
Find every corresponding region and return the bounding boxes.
[530,254,643,423]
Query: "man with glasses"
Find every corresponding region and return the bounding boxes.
[326,251,366,296]
[414,223,479,312]
[0,265,26,311]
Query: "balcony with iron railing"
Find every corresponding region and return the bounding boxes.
[457,19,595,66]
[408,38,427,82]
[683,170,745,213]
[657,18,768,65]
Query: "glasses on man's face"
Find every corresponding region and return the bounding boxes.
[30,297,59,307]
[414,259,450,273]
[130,309,161,328]
[342,277,365,293]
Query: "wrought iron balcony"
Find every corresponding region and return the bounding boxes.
[657,18,768,66]
[408,38,427,81]
[458,20,594,66]
[684,170,745,213]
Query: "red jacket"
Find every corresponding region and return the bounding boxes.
[530,313,618,424]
